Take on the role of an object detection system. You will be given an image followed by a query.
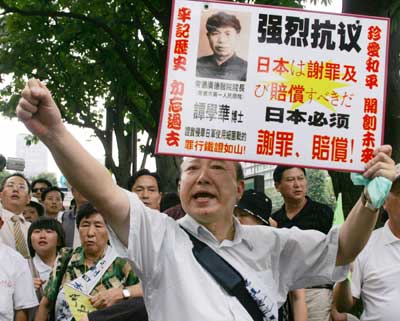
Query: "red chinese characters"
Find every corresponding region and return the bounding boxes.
[360,25,382,163]
[256,130,294,157]
[173,7,192,71]
[312,135,350,163]
[184,140,246,155]
[165,80,184,147]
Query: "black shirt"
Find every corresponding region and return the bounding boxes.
[272,197,334,234]
[274,197,334,321]
[196,54,247,81]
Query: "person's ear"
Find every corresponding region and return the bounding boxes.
[236,180,244,201]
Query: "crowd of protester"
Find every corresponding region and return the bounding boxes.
[0,78,398,320]
[1,160,399,320]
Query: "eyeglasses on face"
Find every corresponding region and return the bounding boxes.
[5,182,28,191]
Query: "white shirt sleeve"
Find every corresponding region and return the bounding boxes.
[350,255,362,299]
[109,189,179,282]
[14,256,38,310]
[277,226,349,291]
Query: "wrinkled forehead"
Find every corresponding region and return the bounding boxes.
[181,157,237,172]
[5,176,29,187]
[134,175,159,187]
[281,167,306,178]
[81,213,105,224]
[45,190,63,199]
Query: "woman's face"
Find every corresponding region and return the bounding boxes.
[43,191,63,217]
[31,228,59,257]
[79,213,109,258]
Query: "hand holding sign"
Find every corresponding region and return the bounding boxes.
[64,284,97,321]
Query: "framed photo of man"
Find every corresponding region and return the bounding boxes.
[196,9,251,81]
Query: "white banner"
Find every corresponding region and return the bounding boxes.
[156,0,389,171]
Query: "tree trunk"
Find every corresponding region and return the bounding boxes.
[155,154,182,192]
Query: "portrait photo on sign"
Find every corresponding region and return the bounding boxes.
[196,9,251,81]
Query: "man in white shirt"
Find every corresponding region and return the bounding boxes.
[0,173,31,257]
[333,170,400,321]
[0,216,38,321]
[16,79,397,321]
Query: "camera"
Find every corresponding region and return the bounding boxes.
[0,154,25,172]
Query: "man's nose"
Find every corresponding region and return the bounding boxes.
[197,168,211,184]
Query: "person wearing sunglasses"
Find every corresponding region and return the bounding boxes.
[31,178,52,202]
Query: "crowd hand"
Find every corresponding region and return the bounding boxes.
[330,308,348,321]
[363,145,396,181]
[33,277,44,290]
[16,78,62,138]
[89,288,124,309]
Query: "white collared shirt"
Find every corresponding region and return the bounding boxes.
[113,190,347,321]
[0,207,30,251]
[0,244,38,321]
[351,222,400,321]
[32,255,53,288]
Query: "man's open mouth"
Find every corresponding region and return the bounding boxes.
[193,192,215,199]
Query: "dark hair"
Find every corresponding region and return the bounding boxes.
[127,169,161,192]
[206,12,241,34]
[31,178,52,190]
[160,192,181,212]
[235,162,244,181]
[273,166,306,183]
[76,202,102,228]
[0,173,31,193]
[27,200,45,217]
[27,217,65,257]
[41,186,65,202]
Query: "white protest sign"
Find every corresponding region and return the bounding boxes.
[156,0,389,171]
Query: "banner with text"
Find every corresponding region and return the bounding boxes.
[156,0,389,171]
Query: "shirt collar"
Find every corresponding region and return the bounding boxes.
[178,214,253,250]
[0,207,26,222]
[382,221,400,245]
[33,255,52,272]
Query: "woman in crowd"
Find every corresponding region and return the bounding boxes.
[41,186,64,221]
[34,203,142,321]
[28,217,66,296]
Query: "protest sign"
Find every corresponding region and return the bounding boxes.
[156,0,389,171]
[64,284,97,320]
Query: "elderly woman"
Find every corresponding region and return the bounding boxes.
[34,203,141,321]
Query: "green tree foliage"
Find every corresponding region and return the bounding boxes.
[265,186,284,212]
[0,0,320,190]
[306,169,335,209]
[0,169,11,184]
[29,171,58,186]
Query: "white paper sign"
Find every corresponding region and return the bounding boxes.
[156,0,389,171]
